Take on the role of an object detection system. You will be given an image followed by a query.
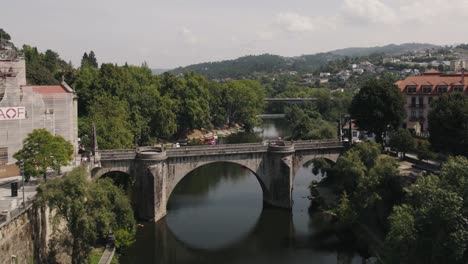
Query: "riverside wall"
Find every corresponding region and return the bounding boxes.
[0,204,49,264]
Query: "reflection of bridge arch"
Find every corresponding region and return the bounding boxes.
[141,208,295,264]
[93,140,344,222]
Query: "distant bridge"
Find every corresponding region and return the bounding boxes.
[92,140,344,222]
[264,98,317,103]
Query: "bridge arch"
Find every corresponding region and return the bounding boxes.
[166,160,268,208]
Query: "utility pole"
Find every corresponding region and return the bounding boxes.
[20,160,25,208]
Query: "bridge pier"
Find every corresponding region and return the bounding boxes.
[261,144,294,209]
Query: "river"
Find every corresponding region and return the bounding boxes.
[120,118,364,264]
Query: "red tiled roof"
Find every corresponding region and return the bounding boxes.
[395,72,467,94]
[30,85,68,94]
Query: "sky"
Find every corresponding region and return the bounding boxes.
[2,0,467,69]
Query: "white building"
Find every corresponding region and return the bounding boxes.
[0,40,78,173]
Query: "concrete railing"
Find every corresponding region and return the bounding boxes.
[99,150,136,160]
[99,140,344,160]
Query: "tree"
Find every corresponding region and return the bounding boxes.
[384,205,416,264]
[37,167,136,264]
[415,140,436,161]
[82,95,134,149]
[438,156,468,205]
[335,191,357,226]
[87,51,98,68]
[385,175,468,264]
[13,129,74,181]
[389,128,415,158]
[352,141,381,169]
[80,52,89,68]
[350,77,406,143]
[428,93,468,156]
[0,28,11,40]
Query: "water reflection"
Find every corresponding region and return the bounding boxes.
[220,118,291,144]
[166,163,262,250]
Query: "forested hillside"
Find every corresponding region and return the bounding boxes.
[329,43,441,57]
[170,43,441,80]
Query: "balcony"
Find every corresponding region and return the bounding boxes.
[409,103,425,109]
[409,116,425,122]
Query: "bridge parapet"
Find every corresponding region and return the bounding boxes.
[136,146,167,160]
[99,149,136,160]
[167,145,267,157]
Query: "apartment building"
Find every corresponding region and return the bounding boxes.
[395,69,467,134]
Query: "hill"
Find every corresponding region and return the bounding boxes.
[170,53,342,79]
[329,43,441,57]
[169,43,442,80]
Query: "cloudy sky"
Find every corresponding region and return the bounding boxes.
[2,0,467,69]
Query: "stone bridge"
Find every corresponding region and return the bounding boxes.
[91,140,344,222]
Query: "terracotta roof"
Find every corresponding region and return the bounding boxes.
[395,73,468,94]
[29,85,69,94]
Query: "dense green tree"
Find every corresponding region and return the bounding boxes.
[44,49,59,72]
[81,52,89,68]
[88,51,98,68]
[385,175,468,264]
[0,28,11,40]
[354,156,399,209]
[217,80,265,129]
[13,129,73,181]
[384,204,416,264]
[428,93,468,156]
[22,44,70,85]
[352,141,381,169]
[332,150,367,191]
[335,191,357,226]
[82,95,134,149]
[389,128,416,158]
[37,167,135,264]
[350,77,405,143]
[438,156,468,206]
[415,140,436,161]
[285,105,337,140]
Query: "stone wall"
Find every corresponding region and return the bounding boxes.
[0,204,48,264]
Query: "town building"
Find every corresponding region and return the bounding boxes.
[395,69,467,135]
[0,40,78,175]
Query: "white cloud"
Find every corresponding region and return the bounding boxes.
[397,0,468,24]
[277,12,317,32]
[276,12,340,34]
[257,30,275,41]
[179,26,198,44]
[342,0,397,25]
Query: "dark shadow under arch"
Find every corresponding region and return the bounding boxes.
[99,170,133,192]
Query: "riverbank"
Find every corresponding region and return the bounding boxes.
[186,125,244,140]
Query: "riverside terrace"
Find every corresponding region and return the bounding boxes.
[91,140,344,222]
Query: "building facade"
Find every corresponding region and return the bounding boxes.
[0,40,78,170]
[395,69,467,134]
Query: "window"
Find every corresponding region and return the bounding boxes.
[407,85,417,93]
[453,86,464,92]
[437,86,448,93]
[428,97,433,105]
[422,85,432,93]
[418,97,423,106]
[411,110,416,118]
[0,147,7,165]
[418,110,424,118]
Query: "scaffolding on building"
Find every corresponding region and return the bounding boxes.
[0,40,78,170]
